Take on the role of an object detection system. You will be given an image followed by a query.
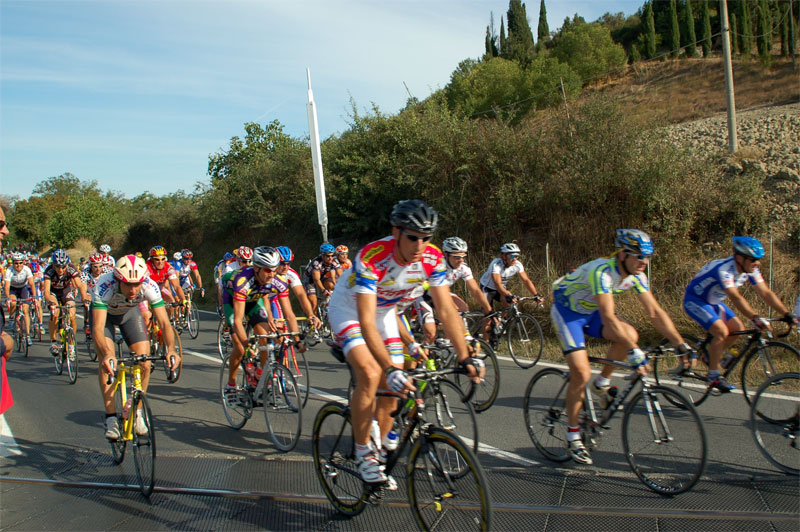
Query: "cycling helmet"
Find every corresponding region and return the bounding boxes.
[442,237,468,254]
[237,246,253,261]
[732,236,765,259]
[182,249,194,259]
[149,245,167,258]
[277,246,294,262]
[52,249,70,266]
[390,200,438,233]
[173,251,183,260]
[89,252,104,264]
[500,242,520,254]
[11,252,25,262]
[223,252,234,261]
[614,229,654,257]
[320,243,335,254]
[252,246,280,269]
[114,255,148,283]
[335,245,349,254]
[100,244,111,254]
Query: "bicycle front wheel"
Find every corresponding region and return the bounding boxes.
[110,386,127,464]
[281,344,310,408]
[217,320,232,361]
[408,426,492,532]
[132,395,156,497]
[455,337,500,413]
[219,354,252,429]
[750,372,799,475]
[422,379,478,461]
[523,367,571,461]
[741,341,800,408]
[263,363,302,451]
[54,343,64,375]
[622,385,707,495]
[506,313,543,368]
[66,329,78,384]
[187,305,200,339]
[161,326,183,383]
[85,334,97,362]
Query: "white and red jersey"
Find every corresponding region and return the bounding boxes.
[283,267,303,290]
[443,262,474,287]
[330,235,447,310]
[146,258,177,286]
[177,260,198,280]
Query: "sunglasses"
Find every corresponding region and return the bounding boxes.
[322,253,335,258]
[280,261,292,266]
[630,253,651,261]
[255,266,278,273]
[508,253,520,259]
[0,221,6,230]
[450,254,466,260]
[152,257,166,262]
[13,261,23,265]
[401,230,433,243]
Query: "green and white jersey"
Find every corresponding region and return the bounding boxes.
[552,257,649,315]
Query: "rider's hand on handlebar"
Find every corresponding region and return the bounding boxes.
[266,317,278,334]
[386,367,416,396]
[505,294,516,304]
[310,315,322,330]
[752,315,771,331]
[782,312,798,326]
[103,357,117,377]
[460,357,486,384]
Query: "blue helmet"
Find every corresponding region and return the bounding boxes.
[277,246,294,262]
[223,251,234,261]
[614,229,654,257]
[52,248,70,266]
[320,243,335,254]
[732,236,764,259]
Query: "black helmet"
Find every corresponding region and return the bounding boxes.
[390,200,438,233]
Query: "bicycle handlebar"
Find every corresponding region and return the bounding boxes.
[105,353,177,384]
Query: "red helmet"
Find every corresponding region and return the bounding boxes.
[89,252,104,264]
[335,245,349,254]
[237,246,253,260]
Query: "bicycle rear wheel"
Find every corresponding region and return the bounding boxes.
[217,320,232,361]
[187,305,200,339]
[85,334,97,362]
[161,326,183,383]
[312,402,369,516]
[219,354,252,429]
[132,395,156,497]
[750,372,799,475]
[408,427,492,532]
[421,379,478,462]
[54,343,65,375]
[66,329,78,384]
[280,344,310,408]
[523,367,571,461]
[741,342,800,408]
[622,385,707,495]
[455,338,500,413]
[263,363,302,451]
[506,313,543,368]
[110,386,127,464]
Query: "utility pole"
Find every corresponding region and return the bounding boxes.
[720,0,738,153]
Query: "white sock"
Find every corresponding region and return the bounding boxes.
[594,376,611,388]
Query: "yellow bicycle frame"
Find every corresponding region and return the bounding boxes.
[111,361,145,442]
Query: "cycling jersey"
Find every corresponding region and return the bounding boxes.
[5,265,33,288]
[43,264,80,290]
[283,267,303,289]
[222,267,289,305]
[443,262,474,287]
[177,260,198,280]
[553,257,649,315]
[146,259,178,286]
[102,254,116,267]
[304,255,341,284]
[685,256,763,305]
[92,272,164,316]
[479,258,525,291]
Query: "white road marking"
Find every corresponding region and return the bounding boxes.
[0,414,22,457]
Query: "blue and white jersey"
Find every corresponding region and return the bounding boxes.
[685,256,763,305]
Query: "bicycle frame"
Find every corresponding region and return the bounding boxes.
[111,362,145,442]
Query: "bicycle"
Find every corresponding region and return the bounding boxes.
[148,303,183,383]
[273,322,311,408]
[750,371,799,475]
[312,364,492,531]
[654,318,799,409]
[30,297,44,343]
[464,296,544,368]
[81,303,97,362]
[175,286,201,339]
[106,350,178,497]
[523,345,708,495]
[8,298,32,357]
[52,304,79,384]
[315,292,332,339]
[219,332,302,451]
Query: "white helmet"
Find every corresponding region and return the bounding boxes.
[173,251,182,260]
[442,237,468,254]
[114,255,148,283]
[500,242,520,254]
[100,244,111,254]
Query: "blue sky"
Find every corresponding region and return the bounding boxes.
[1,1,643,200]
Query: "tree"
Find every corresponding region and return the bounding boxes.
[685,0,698,57]
[537,0,549,43]
[505,0,536,65]
[731,12,739,54]
[756,0,771,61]
[701,0,713,56]
[644,1,657,58]
[550,22,627,81]
[739,0,753,56]
[670,0,681,57]
[499,17,507,57]
[780,0,789,56]
[485,12,500,58]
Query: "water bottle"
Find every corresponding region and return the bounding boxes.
[493,323,503,336]
[122,398,132,420]
[604,386,618,410]
[370,418,381,450]
[382,430,399,453]
[245,361,257,387]
[721,352,735,369]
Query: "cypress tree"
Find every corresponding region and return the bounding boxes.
[685,0,698,57]
[644,1,657,58]
[731,12,739,55]
[506,0,535,65]
[756,0,770,58]
[701,0,712,56]
[485,26,494,58]
[500,17,507,57]
[537,0,549,43]
[740,0,752,56]
[670,0,681,57]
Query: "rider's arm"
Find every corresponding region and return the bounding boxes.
[465,278,493,314]
[278,296,299,334]
[170,277,186,303]
[152,304,180,367]
[429,285,470,362]
[723,286,759,321]
[43,279,56,306]
[74,277,90,302]
[312,270,325,293]
[491,273,512,298]
[232,298,248,345]
[27,275,36,296]
[3,279,9,299]
[518,271,540,298]
[291,284,316,322]
[92,307,115,372]
[356,292,395,372]
[192,269,203,291]
[752,281,790,315]
[596,292,637,350]
[636,290,685,346]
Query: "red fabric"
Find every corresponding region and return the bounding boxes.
[0,356,13,415]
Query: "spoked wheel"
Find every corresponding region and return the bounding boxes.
[462,311,486,337]
[132,395,156,497]
[622,385,707,495]
[741,342,800,408]
[653,334,712,408]
[408,427,492,532]
[455,338,500,413]
[506,313,543,368]
[85,334,97,362]
[263,364,302,451]
[66,329,78,384]
[187,305,200,339]
[523,367,571,461]
[161,326,183,383]
[217,320,233,361]
[54,343,65,375]
[421,378,479,464]
[312,402,369,516]
[110,388,127,464]
[750,372,799,475]
[280,344,310,408]
[219,354,252,429]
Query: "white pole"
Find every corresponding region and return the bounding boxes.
[306,68,329,242]
[719,0,738,153]
[545,243,550,283]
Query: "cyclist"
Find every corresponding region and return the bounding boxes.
[328,200,483,484]
[3,252,36,346]
[81,253,110,338]
[93,255,180,440]
[335,245,352,270]
[177,249,204,298]
[0,206,13,361]
[220,246,286,402]
[43,249,90,356]
[304,243,341,318]
[170,251,183,271]
[682,236,798,392]
[145,246,185,322]
[28,252,44,334]
[99,244,115,267]
[550,229,692,465]
[276,246,322,331]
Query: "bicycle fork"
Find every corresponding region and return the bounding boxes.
[642,388,674,444]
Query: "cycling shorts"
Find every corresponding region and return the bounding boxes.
[8,285,32,302]
[480,285,501,304]
[329,299,404,364]
[102,306,149,346]
[304,282,318,297]
[180,277,193,290]
[50,287,75,305]
[223,298,270,328]
[683,294,736,331]
[550,303,604,355]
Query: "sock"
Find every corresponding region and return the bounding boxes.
[708,370,721,379]
[355,443,372,458]
[594,376,611,388]
[566,425,581,442]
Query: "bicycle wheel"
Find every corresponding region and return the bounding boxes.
[523,367,571,462]
[219,354,252,429]
[187,305,200,339]
[750,372,799,475]
[312,402,369,516]
[506,313,543,368]
[280,344,310,408]
[66,329,78,384]
[622,385,707,495]
[462,311,485,337]
[421,378,478,461]
[110,386,127,464]
[263,363,302,451]
[85,334,97,362]
[408,426,492,532]
[653,334,711,408]
[217,320,232,361]
[132,395,156,497]
[741,341,800,408]
[54,341,65,375]
[15,320,24,354]
[455,338,500,413]
[161,326,183,383]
